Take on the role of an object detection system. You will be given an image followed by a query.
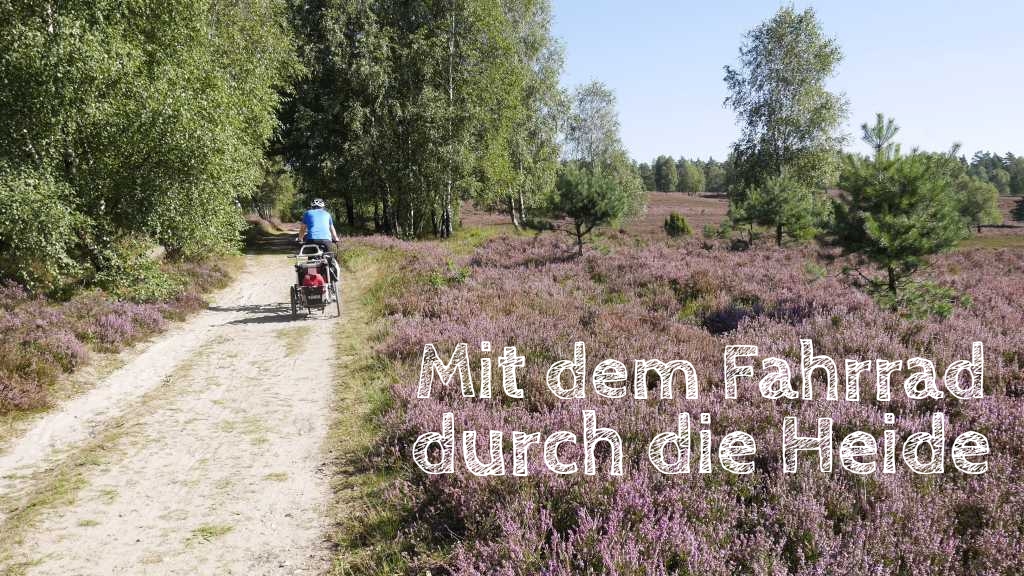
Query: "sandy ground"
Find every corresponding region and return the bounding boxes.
[0,253,338,575]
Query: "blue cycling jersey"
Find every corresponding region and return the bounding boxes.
[302,208,334,240]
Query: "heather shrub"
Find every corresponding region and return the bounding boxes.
[663,211,692,237]
[0,258,232,413]
[362,233,1024,575]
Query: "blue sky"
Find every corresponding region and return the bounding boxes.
[550,0,1023,163]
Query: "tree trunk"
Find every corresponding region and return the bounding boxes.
[508,196,521,229]
[575,222,584,255]
[381,186,392,235]
[887,266,897,295]
[345,192,355,227]
[775,223,783,246]
[440,7,456,239]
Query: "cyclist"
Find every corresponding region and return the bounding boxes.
[297,198,340,250]
[296,198,340,282]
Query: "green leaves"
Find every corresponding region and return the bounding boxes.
[724,6,847,192]
[954,175,1002,232]
[653,156,677,192]
[735,173,829,246]
[832,138,967,294]
[0,0,298,288]
[0,165,81,290]
[281,0,562,237]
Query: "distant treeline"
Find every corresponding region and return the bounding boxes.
[637,156,733,194]
[3,1,1019,295]
[637,151,1024,197]
[968,152,1024,196]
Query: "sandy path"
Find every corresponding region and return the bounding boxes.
[0,253,338,575]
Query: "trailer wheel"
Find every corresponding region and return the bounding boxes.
[332,281,341,317]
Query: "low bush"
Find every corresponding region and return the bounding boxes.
[663,211,692,237]
[0,259,232,413]
[870,279,971,320]
[94,238,189,303]
[0,165,81,291]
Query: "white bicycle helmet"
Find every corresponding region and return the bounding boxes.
[311,198,326,208]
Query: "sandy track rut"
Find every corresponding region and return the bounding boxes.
[0,254,337,575]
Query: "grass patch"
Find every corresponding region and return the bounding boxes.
[276,326,309,357]
[447,224,520,255]
[959,234,1024,250]
[187,523,233,544]
[219,415,269,445]
[264,472,289,482]
[325,245,426,575]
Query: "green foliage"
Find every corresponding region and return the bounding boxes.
[0,165,80,290]
[733,174,829,245]
[803,261,828,282]
[0,0,298,288]
[281,0,562,238]
[663,212,692,237]
[704,158,728,192]
[552,160,643,254]
[653,155,678,192]
[676,159,706,194]
[428,259,471,287]
[547,81,643,253]
[870,280,971,320]
[954,175,1002,232]
[861,113,900,157]
[832,131,967,295]
[638,162,656,191]
[969,151,1024,196]
[724,6,847,192]
[252,155,300,221]
[93,239,187,303]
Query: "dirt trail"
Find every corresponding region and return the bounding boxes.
[0,252,342,575]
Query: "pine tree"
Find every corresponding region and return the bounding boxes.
[832,123,966,295]
[739,174,825,246]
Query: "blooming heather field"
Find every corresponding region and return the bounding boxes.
[356,232,1024,575]
[0,261,229,412]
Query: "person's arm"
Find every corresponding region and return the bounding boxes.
[297,222,307,242]
[329,213,339,242]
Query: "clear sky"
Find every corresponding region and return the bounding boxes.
[550,0,1023,163]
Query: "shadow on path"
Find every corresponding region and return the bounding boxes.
[209,303,296,325]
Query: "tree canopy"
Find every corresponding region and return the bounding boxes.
[832,127,967,294]
[724,6,848,192]
[551,82,643,254]
[0,0,298,289]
